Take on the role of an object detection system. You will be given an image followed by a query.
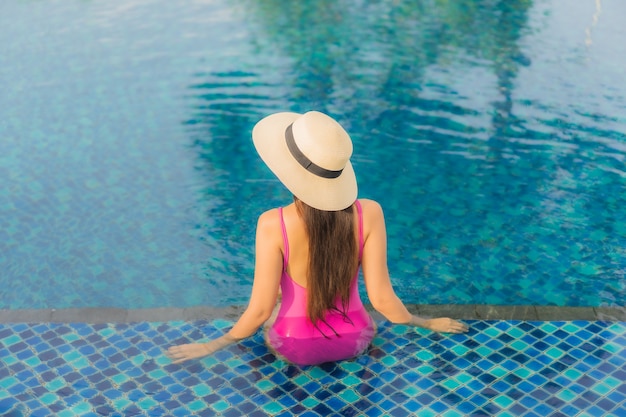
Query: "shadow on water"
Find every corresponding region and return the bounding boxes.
[183,0,626,307]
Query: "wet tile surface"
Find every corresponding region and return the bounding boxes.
[1,319,625,416]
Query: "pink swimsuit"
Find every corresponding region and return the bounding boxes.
[267,200,376,365]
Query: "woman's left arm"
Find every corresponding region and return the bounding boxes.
[167,210,283,363]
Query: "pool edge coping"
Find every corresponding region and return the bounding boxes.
[1,304,624,324]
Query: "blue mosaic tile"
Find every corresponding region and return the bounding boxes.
[0,319,625,416]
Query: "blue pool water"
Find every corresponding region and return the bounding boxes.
[1,0,625,310]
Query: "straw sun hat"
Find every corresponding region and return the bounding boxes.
[252,111,357,211]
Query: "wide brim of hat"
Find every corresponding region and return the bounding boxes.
[252,112,357,211]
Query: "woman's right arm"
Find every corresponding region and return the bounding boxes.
[360,200,468,334]
[167,209,283,363]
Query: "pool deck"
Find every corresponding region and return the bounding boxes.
[1,305,625,416]
[1,304,625,324]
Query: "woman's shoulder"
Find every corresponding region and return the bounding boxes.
[357,198,384,216]
[256,203,297,230]
[257,207,280,226]
[357,199,386,239]
[254,208,285,247]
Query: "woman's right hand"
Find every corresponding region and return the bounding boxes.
[425,318,469,334]
[166,334,238,364]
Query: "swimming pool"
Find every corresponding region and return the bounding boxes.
[1,2,625,417]
[1,0,625,310]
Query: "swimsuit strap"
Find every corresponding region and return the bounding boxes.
[278,207,289,271]
[355,200,364,262]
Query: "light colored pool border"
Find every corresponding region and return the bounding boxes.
[0,304,624,324]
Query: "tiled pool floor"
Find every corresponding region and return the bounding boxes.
[1,313,625,416]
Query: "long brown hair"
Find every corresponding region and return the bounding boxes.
[295,197,359,334]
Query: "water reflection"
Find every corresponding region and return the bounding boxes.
[185,0,626,306]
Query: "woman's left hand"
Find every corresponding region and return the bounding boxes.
[426,318,469,334]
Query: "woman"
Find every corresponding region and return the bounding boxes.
[167,111,468,365]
